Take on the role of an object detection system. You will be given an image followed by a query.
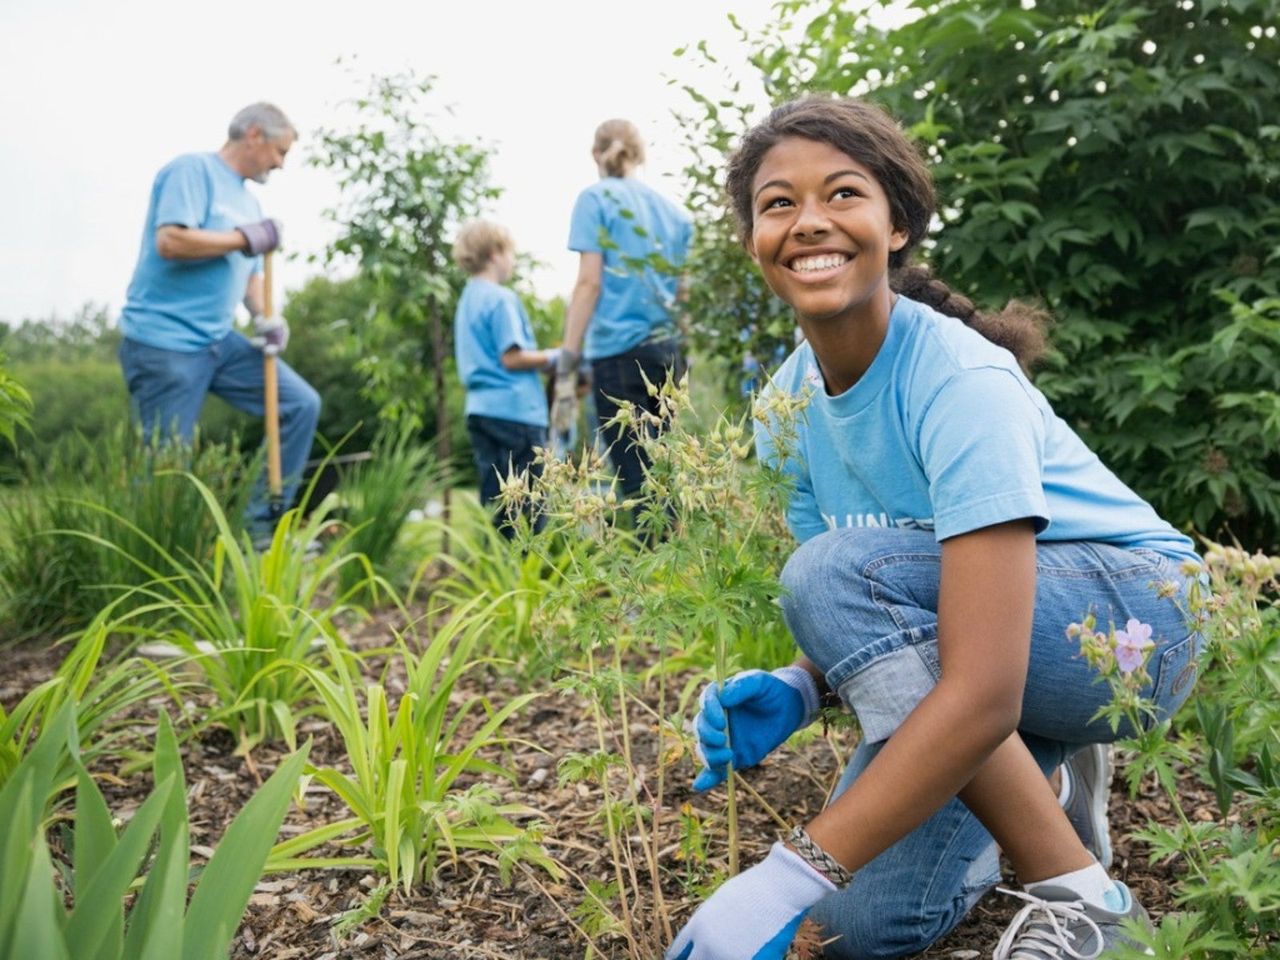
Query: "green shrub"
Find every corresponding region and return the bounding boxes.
[678,0,1280,548]
[1070,544,1280,956]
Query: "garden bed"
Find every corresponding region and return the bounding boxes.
[2,619,1211,960]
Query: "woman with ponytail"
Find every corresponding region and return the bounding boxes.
[552,119,693,508]
[669,95,1203,960]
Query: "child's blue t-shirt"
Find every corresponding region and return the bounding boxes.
[757,295,1198,564]
[453,278,548,428]
[120,153,264,352]
[567,176,692,361]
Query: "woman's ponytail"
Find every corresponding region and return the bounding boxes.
[593,119,645,177]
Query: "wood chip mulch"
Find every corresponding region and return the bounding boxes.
[2,608,1218,960]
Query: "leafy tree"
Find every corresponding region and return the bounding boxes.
[310,71,500,481]
[679,0,1280,548]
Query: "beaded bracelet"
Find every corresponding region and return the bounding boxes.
[788,825,852,887]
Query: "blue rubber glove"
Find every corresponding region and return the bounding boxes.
[666,842,835,960]
[692,665,821,792]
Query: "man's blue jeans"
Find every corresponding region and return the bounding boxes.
[779,528,1202,959]
[119,332,321,538]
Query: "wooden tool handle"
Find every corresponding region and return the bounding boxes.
[264,353,282,497]
[261,250,283,499]
[263,250,274,318]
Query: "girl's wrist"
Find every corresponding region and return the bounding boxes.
[786,826,852,887]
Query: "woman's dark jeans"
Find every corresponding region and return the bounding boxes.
[466,414,547,539]
[590,337,687,500]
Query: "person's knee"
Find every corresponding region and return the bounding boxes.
[780,529,878,664]
[283,380,321,428]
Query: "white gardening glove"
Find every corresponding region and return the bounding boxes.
[250,315,289,355]
[550,347,580,434]
[666,842,835,960]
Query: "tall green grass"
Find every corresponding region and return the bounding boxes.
[417,495,571,679]
[268,598,559,892]
[0,426,249,641]
[338,423,449,599]
[104,475,373,751]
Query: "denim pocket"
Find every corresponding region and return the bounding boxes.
[1142,632,1202,730]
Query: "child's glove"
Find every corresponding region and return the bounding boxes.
[665,842,835,960]
[550,348,580,433]
[250,315,289,354]
[692,665,820,791]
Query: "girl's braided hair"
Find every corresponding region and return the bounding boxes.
[725,95,1049,369]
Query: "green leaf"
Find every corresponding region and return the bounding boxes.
[124,712,189,960]
[181,740,310,960]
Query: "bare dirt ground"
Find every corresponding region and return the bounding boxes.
[4,614,1210,960]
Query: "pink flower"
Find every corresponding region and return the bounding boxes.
[1113,618,1154,674]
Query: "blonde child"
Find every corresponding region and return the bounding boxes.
[452,220,557,536]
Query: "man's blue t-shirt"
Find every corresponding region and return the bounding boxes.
[757,296,1198,563]
[454,278,548,428]
[567,177,692,361]
[120,153,263,352]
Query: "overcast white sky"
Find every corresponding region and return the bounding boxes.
[0,0,798,325]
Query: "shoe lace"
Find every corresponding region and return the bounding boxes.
[992,888,1105,960]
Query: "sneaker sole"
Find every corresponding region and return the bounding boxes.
[1082,743,1114,869]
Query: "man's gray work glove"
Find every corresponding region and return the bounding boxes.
[550,348,580,434]
[250,315,289,355]
[237,218,282,256]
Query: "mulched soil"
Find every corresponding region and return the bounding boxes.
[3,607,1219,960]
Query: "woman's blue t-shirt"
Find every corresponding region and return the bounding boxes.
[567,177,692,361]
[757,295,1198,564]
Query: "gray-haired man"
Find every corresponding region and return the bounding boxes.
[118,102,321,544]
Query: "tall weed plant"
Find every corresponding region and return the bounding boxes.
[0,426,248,641]
[497,375,808,959]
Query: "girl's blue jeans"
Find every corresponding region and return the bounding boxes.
[780,528,1201,959]
[119,332,321,538]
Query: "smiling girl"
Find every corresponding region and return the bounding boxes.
[667,97,1203,960]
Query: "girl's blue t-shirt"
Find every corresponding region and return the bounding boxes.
[120,153,264,351]
[453,278,548,428]
[757,295,1198,564]
[567,176,692,361]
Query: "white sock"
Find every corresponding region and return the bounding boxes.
[1056,763,1072,806]
[1026,862,1116,910]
